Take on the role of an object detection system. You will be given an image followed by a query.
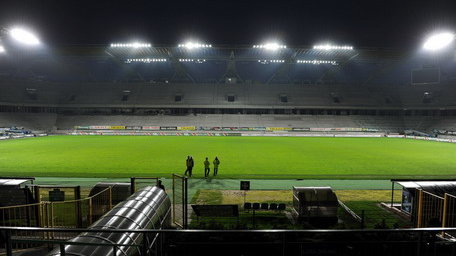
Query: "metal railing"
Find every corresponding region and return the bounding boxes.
[0,187,112,231]
[442,193,456,238]
[172,174,188,229]
[130,177,159,194]
[416,190,445,228]
[416,189,456,232]
[2,227,456,256]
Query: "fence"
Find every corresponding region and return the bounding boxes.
[130,177,159,194]
[0,187,112,230]
[2,227,456,256]
[172,174,188,229]
[415,189,456,238]
[443,194,456,228]
[442,193,456,238]
[416,190,445,228]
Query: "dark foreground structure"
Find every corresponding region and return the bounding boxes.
[1,227,456,256]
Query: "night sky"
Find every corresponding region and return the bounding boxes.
[0,0,455,48]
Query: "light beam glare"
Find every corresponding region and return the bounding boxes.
[10,28,40,45]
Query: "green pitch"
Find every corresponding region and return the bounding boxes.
[1,135,456,179]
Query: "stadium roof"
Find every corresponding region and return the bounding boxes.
[34,44,406,61]
[0,44,454,85]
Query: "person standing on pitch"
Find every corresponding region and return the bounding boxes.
[204,157,210,177]
[189,156,194,176]
[184,156,192,177]
[213,157,220,176]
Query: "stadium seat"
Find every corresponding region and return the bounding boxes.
[278,203,286,210]
[244,202,252,210]
[269,203,278,210]
[252,203,260,210]
[260,203,268,210]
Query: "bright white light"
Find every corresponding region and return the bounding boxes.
[179,59,207,63]
[253,43,286,50]
[257,59,285,64]
[125,58,167,63]
[313,44,353,50]
[297,59,338,65]
[0,45,5,53]
[10,28,40,45]
[110,42,151,48]
[423,32,455,51]
[178,42,212,49]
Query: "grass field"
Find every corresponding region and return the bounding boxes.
[1,135,456,179]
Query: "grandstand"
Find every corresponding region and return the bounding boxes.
[1,45,456,136]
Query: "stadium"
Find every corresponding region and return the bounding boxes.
[1,1,456,255]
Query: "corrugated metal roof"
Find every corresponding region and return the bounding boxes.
[398,181,456,197]
[0,179,31,186]
[398,181,456,188]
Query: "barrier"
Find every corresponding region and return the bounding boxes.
[0,187,112,230]
[414,189,456,239]
[443,194,456,228]
[130,177,159,194]
[404,135,456,143]
[67,130,456,143]
[2,227,456,256]
[416,190,444,228]
[73,125,381,133]
[172,174,188,229]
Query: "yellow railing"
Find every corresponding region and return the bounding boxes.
[0,187,112,229]
[416,189,444,228]
[443,193,456,229]
[416,189,456,238]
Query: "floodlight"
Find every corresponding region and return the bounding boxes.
[257,59,285,64]
[179,58,206,63]
[0,45,4,53]
[110,42,151,48]
[423,32,454,51]
[253,43,286,50]
[313,44,353,50]
[178,42,212,49]
[10,28,40,45]
[125,58,166,63]
[297,59,338,65]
